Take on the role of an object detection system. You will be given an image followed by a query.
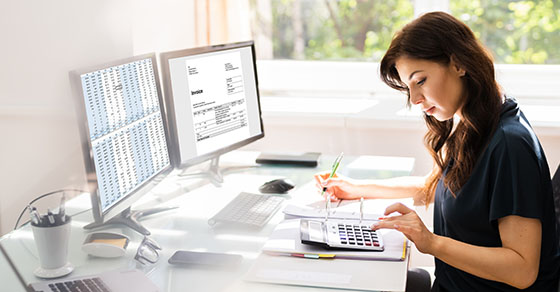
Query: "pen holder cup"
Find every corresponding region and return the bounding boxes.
[31,215,73,278]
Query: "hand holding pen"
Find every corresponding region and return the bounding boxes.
[320,152,344,221]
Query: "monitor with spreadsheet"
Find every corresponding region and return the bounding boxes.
[70,54,173,235]
[160,41,264,184]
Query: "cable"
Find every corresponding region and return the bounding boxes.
[13,188,87,230]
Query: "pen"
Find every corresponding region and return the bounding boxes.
[59,193,66,223]
[321,152,344,221]
[47,209,55,225]
[28,205,41,226]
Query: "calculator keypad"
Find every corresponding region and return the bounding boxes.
[329,223,383,250]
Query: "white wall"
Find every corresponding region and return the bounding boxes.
[0,0,197,235]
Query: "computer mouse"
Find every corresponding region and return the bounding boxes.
[259,179,295,194]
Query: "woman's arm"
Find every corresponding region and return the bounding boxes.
[375,204,542,289]
[314,170,435,205]
[430,215,541,289]
[360,176,429,204]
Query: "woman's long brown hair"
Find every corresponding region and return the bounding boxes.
[380,12,502,205]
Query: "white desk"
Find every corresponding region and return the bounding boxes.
[0,151,414,292]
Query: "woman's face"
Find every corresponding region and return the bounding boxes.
[395,56,466,121]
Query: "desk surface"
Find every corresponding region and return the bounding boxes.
[0,151,414,292]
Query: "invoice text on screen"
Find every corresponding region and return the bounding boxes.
[184,51,251,155]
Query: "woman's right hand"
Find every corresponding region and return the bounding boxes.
[313,172,362,201]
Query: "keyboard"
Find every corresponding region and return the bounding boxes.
[46,277,109,292]
[208,192,285,227]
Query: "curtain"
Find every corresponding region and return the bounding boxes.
[195,0,253,46]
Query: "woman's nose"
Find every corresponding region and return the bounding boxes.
[409,90,423,105]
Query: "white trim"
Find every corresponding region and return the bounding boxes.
[256,60,390,96]
[414,0,449,17]
[256,60,560,100]
[495,64,560,99]
[260,95,560,134]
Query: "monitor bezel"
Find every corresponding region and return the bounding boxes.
[160,41,265,169]
[69,53,174,225]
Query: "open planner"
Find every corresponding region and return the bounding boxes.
[261,219,407,261]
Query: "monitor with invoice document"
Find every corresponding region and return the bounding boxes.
[160,41,264,185]
[70,53,174,235]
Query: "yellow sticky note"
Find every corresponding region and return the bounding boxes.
[92,238,127,248]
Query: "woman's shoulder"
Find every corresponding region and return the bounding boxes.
[488,98,543,158]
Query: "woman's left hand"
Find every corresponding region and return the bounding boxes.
[372,203,436,254]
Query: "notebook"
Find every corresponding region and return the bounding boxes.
[262,219,407,261]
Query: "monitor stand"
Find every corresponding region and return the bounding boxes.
[84,206,177,235]
[178,156,258,187]
[178,156,224,186]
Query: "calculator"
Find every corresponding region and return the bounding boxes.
[300,219,384,251]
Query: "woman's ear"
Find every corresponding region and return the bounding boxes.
[450,55,466,77]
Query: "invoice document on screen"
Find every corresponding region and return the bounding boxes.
[185,51,250,155]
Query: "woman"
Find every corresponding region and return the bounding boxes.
[316,12,559,291]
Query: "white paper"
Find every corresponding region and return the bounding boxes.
[255,269,352,284]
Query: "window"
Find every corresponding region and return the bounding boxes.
[246,0,560,100]
[451,0,560,64]
[251,0,413,61]
[251,0,560,64]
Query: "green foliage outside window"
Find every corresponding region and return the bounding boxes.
[268,0,414,61]
[259,0,559,64]
[451,0,560,64]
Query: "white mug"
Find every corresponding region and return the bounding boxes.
[31,216,72,271]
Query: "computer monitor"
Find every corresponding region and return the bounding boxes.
[70,54,174,235]
[160,41,264,184]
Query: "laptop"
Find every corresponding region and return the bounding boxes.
[1,242,159,292]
